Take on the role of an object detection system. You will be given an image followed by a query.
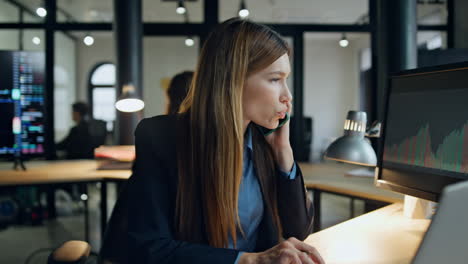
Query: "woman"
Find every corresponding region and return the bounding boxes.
[127,18,325,264]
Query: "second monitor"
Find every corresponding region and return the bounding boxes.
[0,50,46,157]
[376,62,468,202]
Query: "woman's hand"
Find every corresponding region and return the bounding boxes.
[238,237,325,264]
[265,102,294,172]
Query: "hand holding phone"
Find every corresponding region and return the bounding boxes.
[260,112,294,172]
[261,112,290,136]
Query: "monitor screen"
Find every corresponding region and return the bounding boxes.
[376,62,468,202]
[0,51,46,157]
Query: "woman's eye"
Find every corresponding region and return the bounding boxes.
[270,78,280,83]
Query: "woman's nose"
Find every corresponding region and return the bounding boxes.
[281,86,292,103]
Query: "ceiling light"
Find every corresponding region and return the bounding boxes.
[36,7,47,17]
[339,34,349,48]
[185,37,194,47]
[176,0,186,15]
[83,34,94,46]
[238,1,249,18]
[32,37,41,45]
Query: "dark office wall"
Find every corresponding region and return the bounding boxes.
[290,116,313,162]
[362,47,468,125]
[454,0,468,48]
[419,49,468,67]
[360,69,374,124]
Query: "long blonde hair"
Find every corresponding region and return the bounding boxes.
[176,18,291,248]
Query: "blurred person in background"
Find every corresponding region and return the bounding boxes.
[166,71,194,115]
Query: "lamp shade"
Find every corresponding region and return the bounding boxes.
[324,111,377,166]
[115,84,145,112]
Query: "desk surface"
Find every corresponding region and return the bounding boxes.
[0,160,402,203]
[305,203,430,264]
[300,162,403,203]
[0,160,130,185]
[1,160,416,263]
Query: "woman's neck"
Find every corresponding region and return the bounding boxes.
[243,120,250,134]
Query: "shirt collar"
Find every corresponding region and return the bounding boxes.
[244,125,253,152]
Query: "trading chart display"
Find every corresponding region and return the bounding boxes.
[383,70,468,179]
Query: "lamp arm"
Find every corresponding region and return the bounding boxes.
[365,121,381,138]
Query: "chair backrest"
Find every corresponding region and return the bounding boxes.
[47,184,128,264]
[99,183,129,264]
[88,119,107,148]
[47,240,91,264]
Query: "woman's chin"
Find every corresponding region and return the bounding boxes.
[262,121,278,129]
[253,118,279,129]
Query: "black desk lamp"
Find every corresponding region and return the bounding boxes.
[324,111,377,167]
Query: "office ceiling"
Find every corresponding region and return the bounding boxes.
[12,0,447,24]
[14,0,445,25]
[14,0,367,24]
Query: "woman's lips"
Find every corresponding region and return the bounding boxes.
[277,112,286,119]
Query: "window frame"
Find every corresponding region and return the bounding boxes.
[87,61,116,131]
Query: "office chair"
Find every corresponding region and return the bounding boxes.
[47,240,93,264]
[88,119,108,148]
[48,183,129,264]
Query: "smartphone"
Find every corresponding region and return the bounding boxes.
[261,112,290,136]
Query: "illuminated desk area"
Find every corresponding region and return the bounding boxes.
[299,162,403,231]
[304,203,430,264]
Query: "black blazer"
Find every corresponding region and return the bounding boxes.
[127,115,313,264]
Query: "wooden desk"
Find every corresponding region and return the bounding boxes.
[0,160,130,185]
[0,160,402,238]
[299,162,403,231]
[0,161,427,263]
[304,203,430,264]
[0,160,131,238]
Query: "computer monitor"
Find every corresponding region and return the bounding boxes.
[376,62,468,202]
[0,51,46,157]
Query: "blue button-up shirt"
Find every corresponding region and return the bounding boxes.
[229,126,297,263]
